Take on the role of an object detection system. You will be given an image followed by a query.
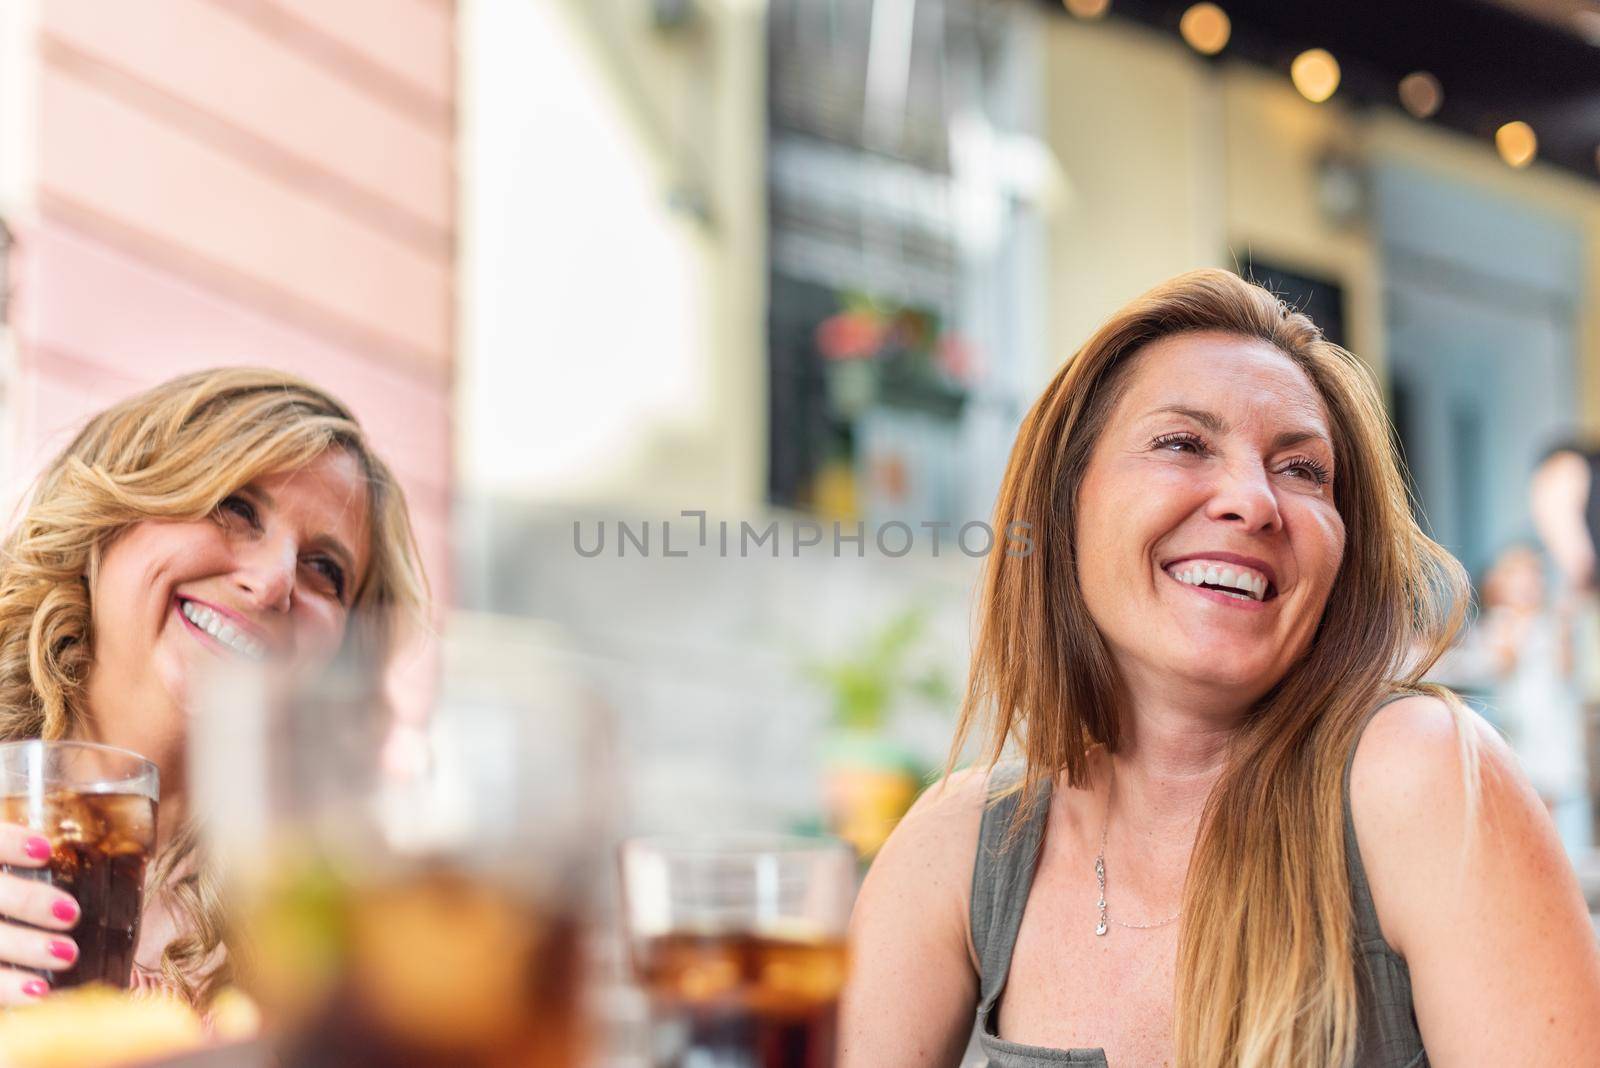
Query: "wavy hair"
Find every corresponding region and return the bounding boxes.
[948,269,1476,1067]
[0,367,427,1004]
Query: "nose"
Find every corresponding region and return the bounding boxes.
[1204,459,1282,533]
[232,535,296,613]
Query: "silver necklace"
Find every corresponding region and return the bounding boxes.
[1094,761,1182,936]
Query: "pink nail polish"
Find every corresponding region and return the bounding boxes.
[24,837,50,861]
[51,900,78,924]
[21,980,48,998]
[47,940,74,962]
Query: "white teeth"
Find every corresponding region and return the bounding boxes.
[1165,560,1271,602]
[179,601,264,660]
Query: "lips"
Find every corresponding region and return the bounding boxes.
[174,596,269,660]
[1161,551,1279,597]
[1162,568,1275,610]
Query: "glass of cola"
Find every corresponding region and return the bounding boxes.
[0,740,159,990]
[620,835,856,1068]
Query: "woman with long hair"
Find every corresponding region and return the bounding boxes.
[0,368,426,1006]
[839,269,1600,1066]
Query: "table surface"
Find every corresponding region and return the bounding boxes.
[140,1042,269,1068]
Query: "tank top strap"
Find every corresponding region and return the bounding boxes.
[969,763,1053,1014]
[1342,691,1413,946]
[1342,691,1431,1065]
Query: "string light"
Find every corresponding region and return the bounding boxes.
[1290,49,1340,104]
[1064,0,1110,18]
[1051,4,1584,181]
[1398,72,1443,119]
[1495,121,1538,168]
[1179,4,1231,55]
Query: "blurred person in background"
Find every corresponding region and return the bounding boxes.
[841,270,1600,1067]
[1530,443,1600,593]
[1465,544,1590,852]
[1532,442,1600,840]
[0,369,425,1007]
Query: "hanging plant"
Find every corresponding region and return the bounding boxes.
[812,291,979,421]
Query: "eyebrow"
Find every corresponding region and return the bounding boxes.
[240,485,359,577]
[1146,405,1332,452]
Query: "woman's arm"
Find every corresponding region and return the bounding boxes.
[1352,695,1600,1066]
[837,769,989,1068]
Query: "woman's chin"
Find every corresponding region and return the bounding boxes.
[1164,652,1276,694]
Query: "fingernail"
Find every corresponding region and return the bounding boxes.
[47,940,74,962]
[24,837,50,861]
[21,980,48,998]
[51,900,78,924]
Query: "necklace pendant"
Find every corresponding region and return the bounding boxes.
[1095,920,1108,936]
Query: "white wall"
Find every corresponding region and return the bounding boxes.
[458,0,767,511]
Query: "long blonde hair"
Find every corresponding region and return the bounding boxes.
[949,269,1474,1067]
[0,367,428,1003]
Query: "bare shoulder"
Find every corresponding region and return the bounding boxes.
[1350,693,1527,859]
[859,765,993,927]
[1348,698,1600,1061]
[895,765,993,848]
[839,767,998,1068]
[1349,693,1511,813]
[1350,692,1576,949]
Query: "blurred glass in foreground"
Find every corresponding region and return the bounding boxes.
[620,835,855,1068]
[192,623,606,1066]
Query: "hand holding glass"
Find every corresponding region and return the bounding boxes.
[0,741,158,993]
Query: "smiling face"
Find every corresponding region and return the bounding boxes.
[84,449,371,759]
[1074,331,1346,709]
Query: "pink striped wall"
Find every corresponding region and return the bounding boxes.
[8,0,456,612]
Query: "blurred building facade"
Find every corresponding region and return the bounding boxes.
[0,0,457,610]
[461,0,1600,837]
[465,0,1600,566]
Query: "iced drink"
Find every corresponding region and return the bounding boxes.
[634,930,847,1068]
[238,862,584,1068]
[0,741,159,991]
[621,836,856,1068]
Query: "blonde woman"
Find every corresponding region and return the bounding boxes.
[0,368,425,1006]
[840,270,1600,1067]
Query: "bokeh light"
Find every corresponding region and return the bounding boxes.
[1398,72,1443,119]
[1290,49,1341,104]
[1496,121,1538,168]
[1179,4,1231,56]
[1064,0,1111,19]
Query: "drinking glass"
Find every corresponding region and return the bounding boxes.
[192,622,604,1067]
[619,835,856,1068]
[0,740,159,989]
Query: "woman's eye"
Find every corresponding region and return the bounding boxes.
[1283,458,1332,485]
[1152,433,1204,455]
[218,495,258,526]
[307,557,347,602]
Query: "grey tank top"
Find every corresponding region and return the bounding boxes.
[969,697,1427,1067]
